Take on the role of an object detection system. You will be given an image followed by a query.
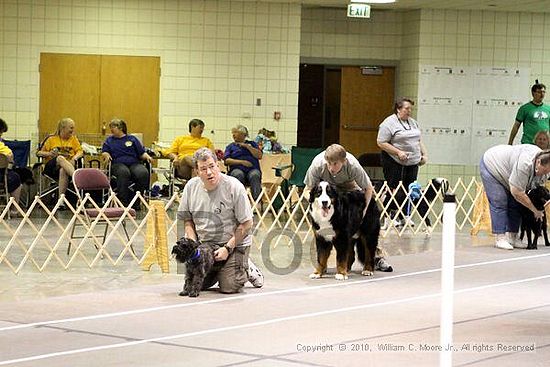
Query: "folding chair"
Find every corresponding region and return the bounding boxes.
[33,136,82,204]
[3,140,30,168]
[3,139,33,207]
[169,160,189,196]
[273,146,323,210]
[68,168,136,255]
[0,154,10,217]
[33,134,56,198]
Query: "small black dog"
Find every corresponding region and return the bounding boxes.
[519,186,550,250]
[413,177,449,228]
[171,238,219,297]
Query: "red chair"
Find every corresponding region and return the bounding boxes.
[68,168,136,255]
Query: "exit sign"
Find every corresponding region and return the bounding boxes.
[347,3,371,18]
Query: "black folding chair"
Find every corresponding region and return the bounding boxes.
[3,139,33,207]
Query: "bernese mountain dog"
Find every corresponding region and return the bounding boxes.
[308,181,380,280]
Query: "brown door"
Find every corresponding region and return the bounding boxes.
[39,53,160,147]
[339,66,395,156]
[100,55,160,147]
[39,53,101,140]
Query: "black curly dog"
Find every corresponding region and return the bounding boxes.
[171,237,220,297]
[519,185,550,250]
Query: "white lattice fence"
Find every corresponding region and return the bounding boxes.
[250,185,314,252]
[1,177,486,273]
[373,177,483,237]
[0,192,182,274]
[251,177,485,242]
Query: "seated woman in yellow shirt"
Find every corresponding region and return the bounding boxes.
[166,119,214,179]
[37,117,83,199]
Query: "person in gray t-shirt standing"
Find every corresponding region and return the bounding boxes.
[178,148,264,293]
[376,98,428,230]
[377,98,428,227]
[480,144,550,250]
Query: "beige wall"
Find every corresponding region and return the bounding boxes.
[301,8,403,61]
[299,7,550,183]
[418,10,550,73]
[2,1,550,164]
[416,9,550,182]
[301,8,550,107]
[0,0,301,149]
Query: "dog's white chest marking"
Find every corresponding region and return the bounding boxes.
[311,182,336,241]
[314,214,336,241]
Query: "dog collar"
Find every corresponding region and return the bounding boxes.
[188,249,201,262]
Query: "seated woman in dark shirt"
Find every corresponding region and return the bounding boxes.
[101,119,152,207]
[224,125,262,200]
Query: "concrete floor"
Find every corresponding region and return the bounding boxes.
[1,228,550,367]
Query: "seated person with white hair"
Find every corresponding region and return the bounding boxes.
[224,125,263,201]
[37,117,83,206]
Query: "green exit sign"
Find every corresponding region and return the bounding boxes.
[347,3,371,18]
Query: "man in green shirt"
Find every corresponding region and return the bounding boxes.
[508,82,550,145]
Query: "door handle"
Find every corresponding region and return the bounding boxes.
[101,121,107,135]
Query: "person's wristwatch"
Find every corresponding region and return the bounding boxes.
[223,244,233,255]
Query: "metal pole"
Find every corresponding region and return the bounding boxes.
[440,193,456,367]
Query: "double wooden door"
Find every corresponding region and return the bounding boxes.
[339,66,395,156]
[39,53,160,147]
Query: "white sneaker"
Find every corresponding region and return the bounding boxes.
[402,217,415,227]
[247,259,264,288]
[507,232,527,249]
[512,239,528,249]
[495,239,513,250]
[374,257,393,272]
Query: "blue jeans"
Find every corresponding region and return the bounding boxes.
[479,158,522,234]
[229,168,262,200]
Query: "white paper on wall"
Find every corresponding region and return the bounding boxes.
[418,65,530,165]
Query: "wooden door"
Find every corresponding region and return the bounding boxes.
[339,66,395,156]
[39,53,160,148]
[100,55,160,147]
[39,53,101,140]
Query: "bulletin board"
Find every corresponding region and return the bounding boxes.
[417,65,530,165]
